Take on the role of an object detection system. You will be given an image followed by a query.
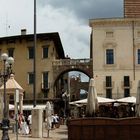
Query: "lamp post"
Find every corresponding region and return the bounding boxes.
[33,0,37,107]
[62,92,69,124]
[1,53,14,140]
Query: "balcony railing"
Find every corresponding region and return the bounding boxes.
[41,82,50,91]
[121,81,132,89]
[103,81,114,89]
[52,59,92,66]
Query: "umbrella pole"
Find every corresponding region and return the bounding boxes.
[47,130,49,138]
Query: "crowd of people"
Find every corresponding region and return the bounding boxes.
[70,103,136,118]
[10,111,32,135]
[45,113,60,130]
[96,104,135,118]
[18,112,32,135]
[75,103,135,118]
[9,111,61,135]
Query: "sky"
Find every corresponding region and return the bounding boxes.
[0,0,123,59]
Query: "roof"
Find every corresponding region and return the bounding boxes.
[0,32,65,59]
[0,74,24,94]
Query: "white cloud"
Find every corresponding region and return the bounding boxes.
[34,4,90,58]
[0,0,123,59]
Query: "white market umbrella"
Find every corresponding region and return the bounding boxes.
[86,78,98,117]
[116,96,136,104]
[98,97,115,103]
[45,101,52,137]
[136,81,140,117]
[70,97,115,105]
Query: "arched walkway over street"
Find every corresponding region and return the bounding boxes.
[52,58,93,86]
[52,58,93,98]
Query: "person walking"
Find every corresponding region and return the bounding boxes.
[20,115,29,135]
[27,114,32,134]
[51,114,55,129]
[54,114,60,128]
[18,112,23,133]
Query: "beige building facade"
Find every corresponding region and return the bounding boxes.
[0,30,65,104]
[89,18,140,99]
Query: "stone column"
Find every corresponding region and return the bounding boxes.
[32,108,43,138]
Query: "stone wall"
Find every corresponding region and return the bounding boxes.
[68,117,140,140]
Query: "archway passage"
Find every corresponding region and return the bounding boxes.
[53,59,93,84]
[52,58,92,99]
[52,58,93,117]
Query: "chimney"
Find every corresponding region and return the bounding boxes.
[21,29,27,35]
[124,0,140,18]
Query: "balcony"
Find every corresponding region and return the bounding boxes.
[41,82,50,93]
[121,81,132,89]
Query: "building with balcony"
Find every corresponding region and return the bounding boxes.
[89,0,140,99]
[0,29,65,104]
[89,18,140,99]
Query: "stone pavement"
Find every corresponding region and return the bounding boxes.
[0,125,68,140]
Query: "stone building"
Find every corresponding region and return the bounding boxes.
[0,29,65,104]
[89,18,140,98]
[89,0,140,99]
[69,75,81,101]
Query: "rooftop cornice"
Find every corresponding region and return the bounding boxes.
[89,18,140,27]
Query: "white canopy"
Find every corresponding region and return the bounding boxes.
[22,105,46,110]
[70,96,115,105]
[70,96,136,105]
[9,104,46,110]
[9,104,15,110]
[116,96,136,104]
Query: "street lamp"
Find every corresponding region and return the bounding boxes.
[62,91,70,123]
[1,53,14,140]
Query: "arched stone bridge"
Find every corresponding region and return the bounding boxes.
[52,58,93,86]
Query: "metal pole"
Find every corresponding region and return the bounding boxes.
[16,103,18,140]
[1,60,10,140]
[64,95,66,124]
[64,97,66,118]
[33,0,37,107]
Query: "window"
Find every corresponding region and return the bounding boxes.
[106,49,114,64]
[106,89,112,98]
[137,31,140,37]
[124,76,130,87]
[8,48,14,57]
[42,46,48,58]
[106,76,112,98]
[28,47,34,59]
[106,31,113,38]
[106,76,112,87]
[42,72,48,89]
[72,95,76,100]
[124,76,130,97]
[124,89,130,97]
[28,73,34,84]
[138,49,140,64]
